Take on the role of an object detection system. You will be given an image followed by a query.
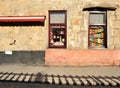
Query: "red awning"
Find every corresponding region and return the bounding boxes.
[0,16,46,22]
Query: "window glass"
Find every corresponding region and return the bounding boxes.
[90,13,104,24]
[89,26,105,47]
[50,13,65,23]
[49,11,66,48]
[88,12,107,48]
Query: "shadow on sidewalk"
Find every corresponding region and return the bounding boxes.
[0,72,120,88]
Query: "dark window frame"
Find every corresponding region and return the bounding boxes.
[88,11,107,48]
[48,10,67,48]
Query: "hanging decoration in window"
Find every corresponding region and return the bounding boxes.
[49,11,66,48]
[50,25,65,46]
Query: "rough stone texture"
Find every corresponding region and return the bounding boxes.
[0,0,120,50]
[1,0,120,66]
[45,49,120,66]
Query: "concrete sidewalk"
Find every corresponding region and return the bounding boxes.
[0,64,120,76]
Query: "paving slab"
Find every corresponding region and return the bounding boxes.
[0,64,120,76]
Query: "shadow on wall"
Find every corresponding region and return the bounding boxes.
[0,22,45,26]
[0,51,45,65]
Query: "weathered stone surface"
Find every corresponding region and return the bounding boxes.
[0,0,120,50]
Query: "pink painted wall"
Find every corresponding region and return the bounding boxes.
[45,49,120,66]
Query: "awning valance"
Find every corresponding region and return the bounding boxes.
[0,16,46,22]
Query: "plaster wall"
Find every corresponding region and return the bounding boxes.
[0,0,120,50]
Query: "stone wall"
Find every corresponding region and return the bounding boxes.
[0,0,120,51]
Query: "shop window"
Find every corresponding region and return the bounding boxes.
[88,11,107,48]
[49,10,67,48]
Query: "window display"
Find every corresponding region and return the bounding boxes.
[89,26,104,47]
[88,11,107,48]
[49,10,66,48]
[50,25,65,47]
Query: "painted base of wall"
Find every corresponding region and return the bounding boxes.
[45,49,120,66]
[0,51,45,65]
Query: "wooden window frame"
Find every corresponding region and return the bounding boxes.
[88,11,107,48]
[48,10,67,48]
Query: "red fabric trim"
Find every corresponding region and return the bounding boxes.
[0,16,46,22]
